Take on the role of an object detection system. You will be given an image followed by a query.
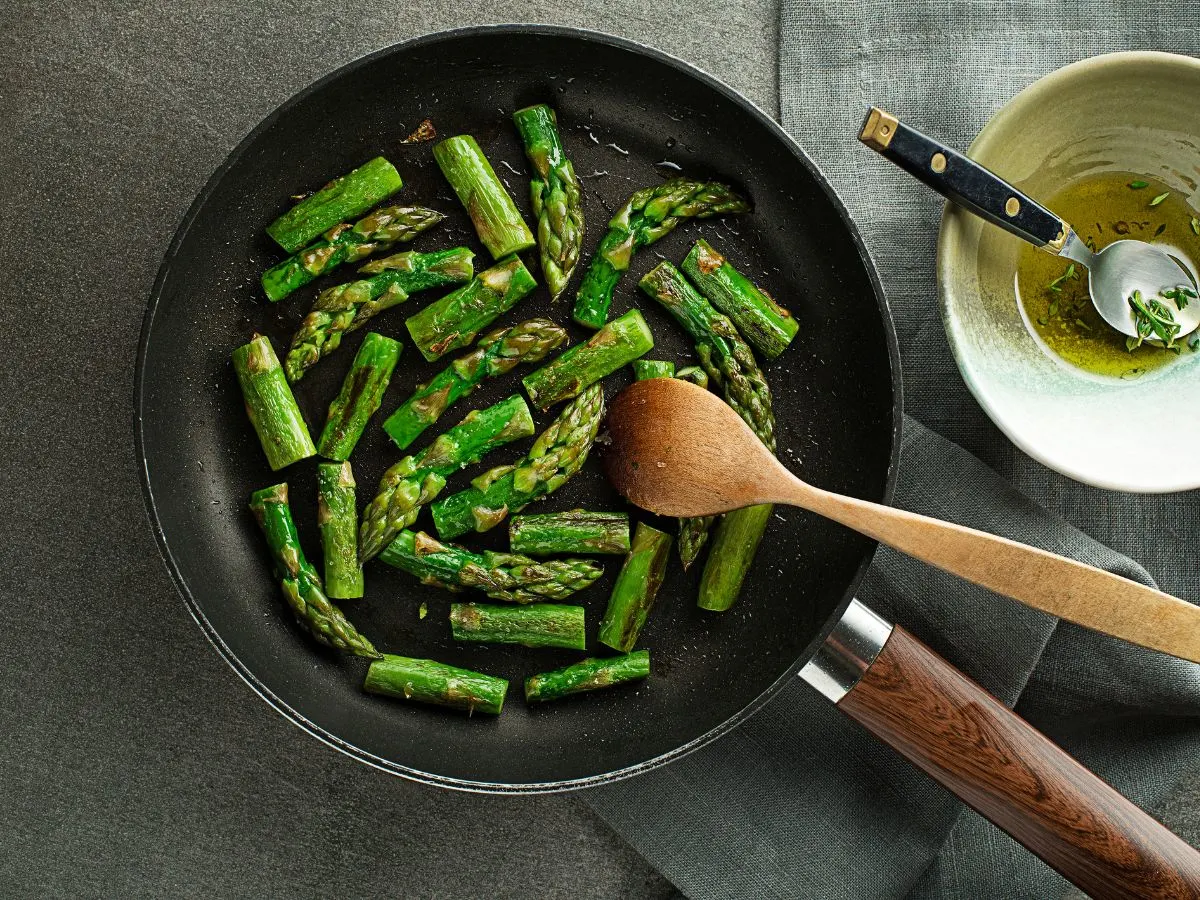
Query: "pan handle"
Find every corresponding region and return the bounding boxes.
[803,601,1200,900]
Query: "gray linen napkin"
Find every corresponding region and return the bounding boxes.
[584,6,1200,898]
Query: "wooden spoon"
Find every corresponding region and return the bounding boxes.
[604,378,1200,664]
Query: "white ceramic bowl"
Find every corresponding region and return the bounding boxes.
[938,51,1200,492]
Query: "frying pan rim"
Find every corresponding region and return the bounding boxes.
[134,22,904,793]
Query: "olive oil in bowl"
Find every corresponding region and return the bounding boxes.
[1015,171,1200,379]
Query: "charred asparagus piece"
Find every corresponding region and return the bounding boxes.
[316,332,401,461]
[598,523,672,652]
[525,651,650,703]
[364,654,507,715]
[232,334,315,471]
[631,359,675,380]
[434,135,535,259]
[317,462,364,599]
[509,511,631,556]
[266,157,402,253]
[449,603,587,650]
[522,309,654,409]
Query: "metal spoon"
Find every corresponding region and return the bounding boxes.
[859,107,1200,341]
[603,377,1200,664]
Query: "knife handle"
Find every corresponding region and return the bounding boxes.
[834,621,1200,900]
[857,106,1069,251]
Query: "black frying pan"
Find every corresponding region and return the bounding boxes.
[136,26,1200,897]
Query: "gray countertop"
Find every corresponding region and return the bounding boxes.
[0,2,777,896]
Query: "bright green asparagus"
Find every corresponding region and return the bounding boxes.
[382,318,566,451]
[364,654,507,715]
[249,483,378,657]
[449,602,587,650]
[232,334,315,471]
[317,461,364,599]
[509,510,631,556]
[639,261,776,610]
[434,135,535,259]
[379,530,603,603]
[285,247,474,382]
[431,384,603,540]
[682,239,798,359]
[267,157,402,253]
[512,104,584,300]
[598,523,672,652]
[572,177,750,329]
[631,359,675,380]
[525,651,650,703]
[675,365,709,389]
[405,256,538,362]
[358,395,536,562]
[316,332,401,461]
[522,309,654,409]
[261,205,443,302]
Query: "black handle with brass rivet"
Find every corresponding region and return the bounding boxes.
[858,107,1067,250]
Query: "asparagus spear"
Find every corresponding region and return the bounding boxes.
[433,135,535,259]
[232,334,315,470]
[358,395,536,562]
[316,332,402,462]
[379,530,603,603]
[317,462,363,599]
[598,523,672,652]
[405,256,538,362]
[509,511,631,556]
[261,206,443,302]
[382,318,567,451]
[449,603,587,650]
[639,261,776,609]
[512,104,584,300]
[431,384,603,540]
[525,651,650,703]
[267,157,402,253]
[631,359,675,380]
[285,247,474,382]
[364,654,507,715]
[248,483,378,657]
[572,177,750,329]
[682,239,797,359]
[522,309,655,409]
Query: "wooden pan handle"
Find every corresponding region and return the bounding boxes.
[796,486,1200,664]
[837,625,1200,900]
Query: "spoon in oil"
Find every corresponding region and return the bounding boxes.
[603,378,1200,663]
[859,107,1200,341]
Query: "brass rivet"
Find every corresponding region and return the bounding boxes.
[930,153,947,174]
[1005,197,1020,217]
[879,124,891,136]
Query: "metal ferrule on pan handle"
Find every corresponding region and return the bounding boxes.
[800,599,893,702]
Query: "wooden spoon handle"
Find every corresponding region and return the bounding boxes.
[800,488,1200,663]
[838,625,1200,900]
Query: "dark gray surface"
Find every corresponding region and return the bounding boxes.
[0,3,776,897]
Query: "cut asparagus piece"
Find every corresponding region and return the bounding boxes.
[639,261,776,609]
[573,177,750,328]
[631,359,675,380]
[358,395,536,562]
[382,318,566,451]
[512,104,584,299]
[522,309,654,409]
[232,334,315,470]
[379,530,603,603]
[433,135,535,259]
[682,239,798,359]
[405,256,537,362]
[261,205,443,302]
[267,157,402,253]
[431,384,603,540]
[598,523,672,652]
[698,503,773,612]
[364,654,507,715]
[509,511,631,556]
[675,365,709,389]
[525,651,650,703]
[449,603,586,649]
[316,332,401,461]
[285,247,473,382]
[317,461,364,599]
[249,483,377,657]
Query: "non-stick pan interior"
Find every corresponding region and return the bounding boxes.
[138,26,899,789]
